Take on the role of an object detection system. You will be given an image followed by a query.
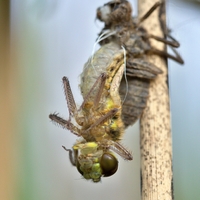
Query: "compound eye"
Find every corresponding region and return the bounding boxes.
[100,153,118,177]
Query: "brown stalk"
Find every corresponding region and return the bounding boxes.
[138,1,173,200]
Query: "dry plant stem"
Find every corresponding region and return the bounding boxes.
[138,1,173,200]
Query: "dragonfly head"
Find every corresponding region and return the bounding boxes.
[74,142,118,182]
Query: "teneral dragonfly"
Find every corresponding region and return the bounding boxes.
[49,43,132,182]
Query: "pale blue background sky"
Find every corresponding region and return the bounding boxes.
[11,0,200,199]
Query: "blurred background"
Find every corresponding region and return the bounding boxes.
[1,0,200,199]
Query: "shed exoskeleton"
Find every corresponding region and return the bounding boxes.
[96,0,183,127]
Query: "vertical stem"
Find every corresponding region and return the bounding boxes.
[138,1,173,200]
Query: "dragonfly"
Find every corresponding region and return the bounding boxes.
[96,0,184,128]
[49,42,132,182]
